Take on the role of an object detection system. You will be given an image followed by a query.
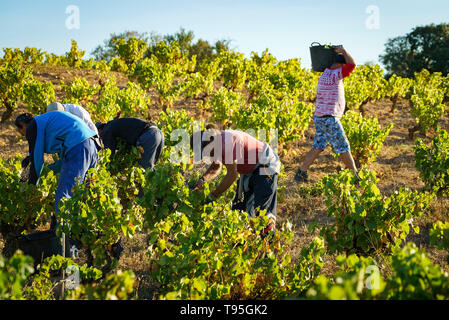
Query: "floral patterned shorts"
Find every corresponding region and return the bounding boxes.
[312,116,350,154]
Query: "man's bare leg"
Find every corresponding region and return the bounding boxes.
[339,151,359,177]
[300,148,323,171]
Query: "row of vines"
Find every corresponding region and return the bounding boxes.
[1,39,449,299]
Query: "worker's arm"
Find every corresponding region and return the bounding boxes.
[48,154,62,173]
[335,46,356,66]
[25,119,39,185]
[100,125,117,155]
[210,161,238,199]
[194,161,223,190]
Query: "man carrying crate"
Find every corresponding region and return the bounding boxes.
[295,46,360,185]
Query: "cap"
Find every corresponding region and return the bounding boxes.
[46,102,65,112]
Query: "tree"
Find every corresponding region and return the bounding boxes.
[380,23,449,78]
[91,31,149,61]
[188,39,231,63]
[162,27,194,54]
[92,28,231,65]
[145,28,231,64]
[214,39,232,53]
[111,37,148,67]
[189,39,214,62]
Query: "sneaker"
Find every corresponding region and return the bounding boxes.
[294,168,309,183]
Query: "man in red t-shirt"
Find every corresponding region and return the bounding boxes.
[190,125,281,239]
[295,46,360,185]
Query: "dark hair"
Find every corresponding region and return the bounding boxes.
[95,122,106,131]
[205,123,219,130]
[333,54,346,64]
[189,124,221,155]
[15,113,34,128]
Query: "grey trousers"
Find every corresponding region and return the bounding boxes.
[136,127,165,171]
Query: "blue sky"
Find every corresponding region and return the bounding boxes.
[0,0,448,68]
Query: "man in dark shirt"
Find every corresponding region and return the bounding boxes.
[96,117,165,171]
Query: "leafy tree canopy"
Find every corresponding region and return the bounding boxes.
[91,30,150,61]
[92,28,231,64]
[380,23,449,78]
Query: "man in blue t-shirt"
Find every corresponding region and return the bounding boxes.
[15,111,98,227]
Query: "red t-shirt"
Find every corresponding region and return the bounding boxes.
[212,130,265,174]
[341,63,356,78]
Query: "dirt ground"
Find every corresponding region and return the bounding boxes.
[1,65,448,298]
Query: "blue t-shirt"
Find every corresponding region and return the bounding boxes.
[26,111,96,185]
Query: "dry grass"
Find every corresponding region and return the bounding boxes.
[1,66,449,297]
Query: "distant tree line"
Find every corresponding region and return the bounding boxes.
[92,23,449,78]
[92,28,232,64]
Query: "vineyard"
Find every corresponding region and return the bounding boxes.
[1,39,449,300]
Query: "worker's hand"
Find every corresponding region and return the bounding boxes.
[334,45,346,55]
[194,177,206,193]
[21,155,31,169]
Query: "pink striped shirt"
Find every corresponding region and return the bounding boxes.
[315,64,355,118]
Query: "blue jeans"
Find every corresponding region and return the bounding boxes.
[232,168,278,222]
[54,138,98,218]
[136,127,165,171]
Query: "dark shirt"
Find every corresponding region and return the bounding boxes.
[25,119,38,185]
[100,117,157,154]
